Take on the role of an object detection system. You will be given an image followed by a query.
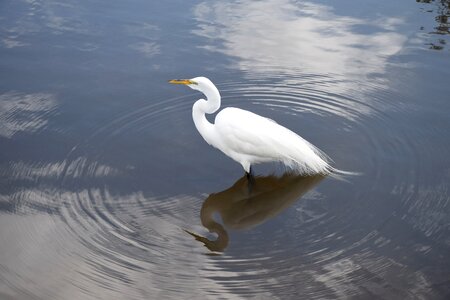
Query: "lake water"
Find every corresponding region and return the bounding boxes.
[1,0,449,299]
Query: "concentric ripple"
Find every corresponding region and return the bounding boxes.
[1,72,449,299]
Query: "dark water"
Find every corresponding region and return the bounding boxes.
[1,0,450,299]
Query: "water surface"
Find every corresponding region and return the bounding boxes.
[1,0,450,299]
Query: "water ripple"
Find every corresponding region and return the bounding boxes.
[1,74,449,299]
[0,91,58,138]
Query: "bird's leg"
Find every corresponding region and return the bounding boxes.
[246,166,254,179]
[246,166,255,194]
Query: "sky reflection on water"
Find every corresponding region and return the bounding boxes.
[1,0,450,299]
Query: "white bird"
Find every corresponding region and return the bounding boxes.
[169,77,333,176]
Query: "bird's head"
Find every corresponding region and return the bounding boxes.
[169,76,214,93]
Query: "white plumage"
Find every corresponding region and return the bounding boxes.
[169,76,332,175]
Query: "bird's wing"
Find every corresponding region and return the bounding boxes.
[214,107,331,174]
[214,107,306,159]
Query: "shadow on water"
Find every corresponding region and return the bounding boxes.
[186,172,325,252]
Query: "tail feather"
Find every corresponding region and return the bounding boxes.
[282,138,332,175]
[281,136,359,177]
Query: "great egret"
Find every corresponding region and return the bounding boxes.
[169,77,333,176]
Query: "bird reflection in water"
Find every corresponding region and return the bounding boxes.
[186,172,325,252]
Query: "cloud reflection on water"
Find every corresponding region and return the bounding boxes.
[0,0,162,60]
[0,92,57,138]
[193,0,407,77]
[0,187,238,299]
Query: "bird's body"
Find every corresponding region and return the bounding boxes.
[169,77,332,175]
[213,107,330,174]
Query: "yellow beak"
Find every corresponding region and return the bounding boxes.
[168,79,196,85]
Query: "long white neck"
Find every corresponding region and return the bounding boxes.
[192,84,221,145]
